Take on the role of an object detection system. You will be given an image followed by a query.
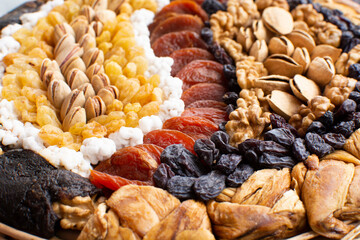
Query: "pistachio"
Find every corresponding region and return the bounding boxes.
[262,7,294,35]
[60,56,86,78]
[54,34,76,63]
[54,23,75,44]
[252,20,272,43]
[63,107,86,132]
[286,30,316,54]
[77,83,96,101]
[249,40,268,62]
[80,5,95,22]
[236,27,255,52]
[86,63,104,79]
[94,10,116,24]
[108,0,124,13]
[43,70,65,88]
[253,75,291,94]
[71,16,96,42]
[92,0,108,11]
[306,56,335,87]
[91,72,110,93]
[56,45,83,68]
[78,33,96,53]
[264,54,303,78]
[268,90,302,120]
[268,36,294,56]
[293,20,310,32]
[83,48,104,68]
[292,47,310,72]
[67,68,90,89]
[290,74,321,102]
[60,89,86,121]
[97,85,120,105]
[310,44,342,62]
[90,21,103,36]
[85,96,106,120]
[47,79,71,109]
[40,59,63,85]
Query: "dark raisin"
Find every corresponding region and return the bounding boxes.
[348,64,360,80]
[201,0,226,15]
[226,164,254,187]
[287,0,308,10]
[193,170,226,201]
[194,139,220,168]
[270,114,299,137]
[238,139,262,154]
[244,150,258,164]
[318,111,334,129]
[319,6,333,20]
[344,38,360,53]
[356,81,360,92]
[335,99,357,119]
[305,132,334,158]
[226,104,236,116]
[292,138,310,162]
[223,64,236,79]
[350,112,360,129]
[333,121,355,138]
[218,121,227,132]
[257,140,290,157]
[322,133,346,149]
[257,153,297,169]
[167,176,196,200]
[349,91,360,105]
[306,121,327,135]
[211,131,238,154]
[215,154,242,175]
[264,128,295,147]
[340,31,354,51]
[222,92,238,105]
[327,15,348,31]
[228,77,241,93]
[204,21,210,28]
[208,42,234,65]
[200,27,213,45]
[153,163,175,189]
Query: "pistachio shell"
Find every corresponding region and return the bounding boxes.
[97,85,120,105]
[290,74,321,102]
[252,20,272,42]
[80,5,95,22]
[54,34,76,64]
[43,70,65,88]
[63,107,86,131]
[268,36,294,56]
[310,44,342,62]
[67,68,90,89]
[41,59,63,86]
[86,63,104,79]
[92,0,108,11]
[61,56,86,78]
[264,54,303,78]
[90,21,103,36]
[268,90,302,120]
[47,79,71,109]
[292,47,310,73]
[85,96,106,120]
[95,10,116,24]
[286,30,316,54]
[91,72,110,93]
[78,33,97,53]
[83,48,104,68]
[71,15,96,42]
[262,7,294,35]
[54,23,75,44]
[57,45,84,69]
[108,0,124,13]
[253,75,291,94]
[77,83,96,101]
[236,27,255,52]
[306,56,335,87]
[249,39,268,62]
[60,89,86,121]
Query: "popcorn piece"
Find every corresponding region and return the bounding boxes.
[81,137,116,165]
[108,127,144,149]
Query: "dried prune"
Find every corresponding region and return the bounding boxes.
[194,138,220,167]
[348,64,360,80]
[193,170,226,201]
[167,175,196,199]
[244,150,258,164]
[258,153,297,169]
[208,42,234,65]
[270,114,299,137]
[333,121,355,138]
[153,163,175,189]
[257,141,290,157]
[318,110,334,129]
[322,133,346,149]
[306,121,327,135]
[305,132,334,158]
[216,154,242,175]
[210,131,239,153]
[222,91,238,105]
[340,31,354,51]
[327,15,347,31]
[292,138,310,162]
[349,91,360,105]
[238,138,262,154]
[226,164,254,187]
[335,99,357,119]
[226,104,236,116]
[201,0,226,15]
[264,128,295,147]
[200,27,213,45]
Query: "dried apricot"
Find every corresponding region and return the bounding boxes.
[181,107,228,126]
[155,0,208,22]
[163,116,219,140]
[148,12,179,33]
[181,83,227,106]
[186,100,227,110]
[134,144,164,165]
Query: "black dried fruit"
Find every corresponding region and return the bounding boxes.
[264,128,295,147]
[153,163,175,189]
[340,31,354,51]
[333,121,355,138]
[292,138,310,162]
[223,64,237,80]
[194,139,220,168]
[350,112,360,129]
[327,15,347,31]
[257,153,297,169]
[306,121,327,135]
[270,114,299,137]
[201,0,226,16]
[167,176,196,200]
[223,91,238,105]
[244,150,258,164]
[348,64,360,80]
[211,131,238,154]
[257,141,290,157]
[305,132,334,158]
[349,91,360,105]
[226,104,236,116]
[238,138,262,154]
[287,0,308,10]
[218,121,227,132]
[344,38,360,53]
[318,111,334,129]
[193,170,226,201]
[200,27,213,45]
[322,133,346,149]
[356,81,360,92]
[226,164,254,187]
[208,42,234,65]
[216,154,242,175]
[319,6,333,20]
[335,99,357,119]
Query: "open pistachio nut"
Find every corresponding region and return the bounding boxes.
[97,85,120,106]
[60,89,86,121]
[268,36,294,56]
[292,47,310,73]
[66,68,90,90]
[290,74,321,102]
[264,54,303,78]
[62,106,86,132]
[47,79,71,109]
[286,30,316,54]
[306,56,335,87]
[262,7,294,35]
[253,75,291,95]
[85,95,106,120]
[267,90,302,120]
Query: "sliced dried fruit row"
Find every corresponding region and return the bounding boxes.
[181,82,227,106]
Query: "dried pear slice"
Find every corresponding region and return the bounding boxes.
[321,150,360,165]
[268,90,302,120]
[290,74,321,102]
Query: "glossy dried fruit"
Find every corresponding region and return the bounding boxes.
[305,132,334,158]
[194,138,220,168]
[306,121,327,135]
[181,107,228,126]
[134,144,164,165]
[226,164,254,188]
[167,175,196,199]
[292,138,310,162]
[208,42,234,65]
[257,153,297,169]
[186,100,227,111]
[181,83,227,106]
[201,0,226,15]
[153,163,175,189]
[270,114,299,137]
[193,170,226,201]
[318,111,334,129]
[257,141,290,157]
[322,133,346,149]
[222,92,238,106]
[155,0,209,22]
[333,121,355,138]
[210,131,238,154]
[264,128,295,147]
[335,99,357,119]
[216,154,242,175]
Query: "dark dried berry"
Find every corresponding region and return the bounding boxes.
[292,138,310,162]
[193,170,226,201]
[318,111,334,129]
[244,150,258,164]
[238,139,261,154]
[211,131,238,154]
[349,91,360,104]
[264,128,295,147]
[223,64,237,80]
[201,0,226,15]
[348,64,360,80]
[257,153,297,169]
[322,133,346,149]
[153,163,175,189]
[344,38,360,53]
[327,15,347,31]
[200,27,213,45]
[257,141,290,157]
[204,21,210,28]
[208,42,234,65]
[216,154,242,175]
[270,114,299,137]
[305,132,334,158]
[227,77,241,93]
[194,139,220,168]
[350,112,360,129]
[222,92,238,105]
[333,121,355,138]
[218,121,227,132]
[226,104,236,116]
[340,31,354,51]
[319,6,333,20]
[306,121,327,135]
[287,0,308,10]
[335,99,357,119]
[226,164,254,187]
[356,81,360,92]
[167,176,196,200]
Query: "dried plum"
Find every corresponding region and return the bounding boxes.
[258,153,297,169]
[333,121,355,138]
[201,0,226,16]
[193,170,226,201]
[349,91,360,105]
[208,42,234,65]
[270,114,299,137]
[335,99,357,119]
[211,131,238,154]
[200,27,213,45]
[264,128,295,147]
[226,164,254,187]
[216,154,242,174]
[349,64,360,80]
[194,139,220,167]
[238,138,262,154]
[305,132,334,158]
[292,138,310,162]
[244,150,258,164]
[318,111,334,129]
[222,91,238,105]
[306,121,327,135]
[257,141,290,157]
[167,176,196,200]
[322,133,346,149]
[153,163,175,189]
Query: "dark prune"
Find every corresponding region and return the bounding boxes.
[356,81,360,92]
[322,133,346,149]
[287,0,308,10]
[318,111,334,129]
[223,64,236,80]
[160,144,206,177]
[216,154,242,175]
[327,15,348,31]
[238,138,262,154]
[226,164,254,187]
[208,42,234,65]
[167,176,196,199]
[305,132,334,158]
[227,76,241,93]
[344,38,360,53]
[200,27,213,45]
[211,131,238,154]
[292,138,310,162]
[335,99,357,119]
[257,153,297,169]
[270,114,299,137]
[340,31,354,51]
[257,141,290,157]
[226,104,236,116]
[222,91,238,105]
[348,64,360,80]
[194,139,220,167]
[193,170,226,201]
[333,121,355,138]
[350,112,360,129]
[201,0,226,16]
[306,121,327,135]
[264,128,295,147]
[153,163,175,189]
[218,121,227,132]
[319,6,333,20]
[244,150,258,164]
[349,91,360,105]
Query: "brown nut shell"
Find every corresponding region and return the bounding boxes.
[237,27,255,52]
[268,36,294,56]
[80,5,95,22]
[85,96,106,120]
[249,40,268,62]
[286,30,316,54]
[47,79,71,109]
[94,10,116,24]
[292,47,310,73]
[91,72,110,93]
[253,75,291,95]
[61,56,86,78]
[78,33,97,53]
[262,7,294,35]
[306,56,335,87]
[86,63,104,79]
[97,85,120,105]
[290,74,321,102]
[54,23,75,44]
[264,54,303,78]
[77,83,96,101]
[268,90,302,120]
[67,68,90,90]
[60,89,86,121]
[310,44,342,62]
[63,107,86,132]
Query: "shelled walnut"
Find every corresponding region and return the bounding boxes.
[323,74,357,107]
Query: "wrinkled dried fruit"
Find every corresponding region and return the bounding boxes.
[292,138,310,162]
[210,131,238,154]
[226,164,254,188]
[322,133,346,149]
[194,139,220,168]
[153,163,175,189]
[216,154,242,175]
[264,128,295,147]
[305,132,334,158]
[193,170,226,201]
[167,175,196,199]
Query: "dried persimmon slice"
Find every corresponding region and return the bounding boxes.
[155,0,209,22]
[181,107,229,126]
[134,144,164,165]
[186,99,227,111]
[181,83,227,106]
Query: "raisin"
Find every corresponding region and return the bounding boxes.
[318,111,334,129]
[257,141,290,157]
[181,83,227,105]
[257,153,297,169]
[208,42,234,65]
[226,164,254,187]
[333,121,355,138]
[167,176,196,199]
[340,31,354,51]
[264,128,295,147]
[356,81,360,92]
[287,0,308,10]
[345,38,360,53]
[292,138,310,162]
[186,100,227,111]
[222,91,238,105]
[322,133,346,149]
[218,121,227,131]
[210,131,238,154]
[201,0,226,15]
[216,154,242,175]
[223,64,237,81]
[306,121,327,135]
[244,150,258,164]
[226,104,236,116]
[153,163,175,189]
[335,99,357,119]
[305,132,334,158]
[349,91,360,105]
[348,64,360,80]
[238,138,262,154]
[194,138,220,167]
[193,170,226,201]
[350,112,360,129]
[327,15,347,31]
[270,114,299,137]
[200,27,213,45]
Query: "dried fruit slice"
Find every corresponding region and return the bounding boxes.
[152,31,208,57]
[176,60,226,91]
[148,12,179,33]
[143,129,196,154]
[181,83,227,106]
[186,100,227,111]
[155,0,209,22]
[150,14,204,44]
[170,48,214,76]
[163,116,219,140]
[181,107,228,126]
[134,144,164,165]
